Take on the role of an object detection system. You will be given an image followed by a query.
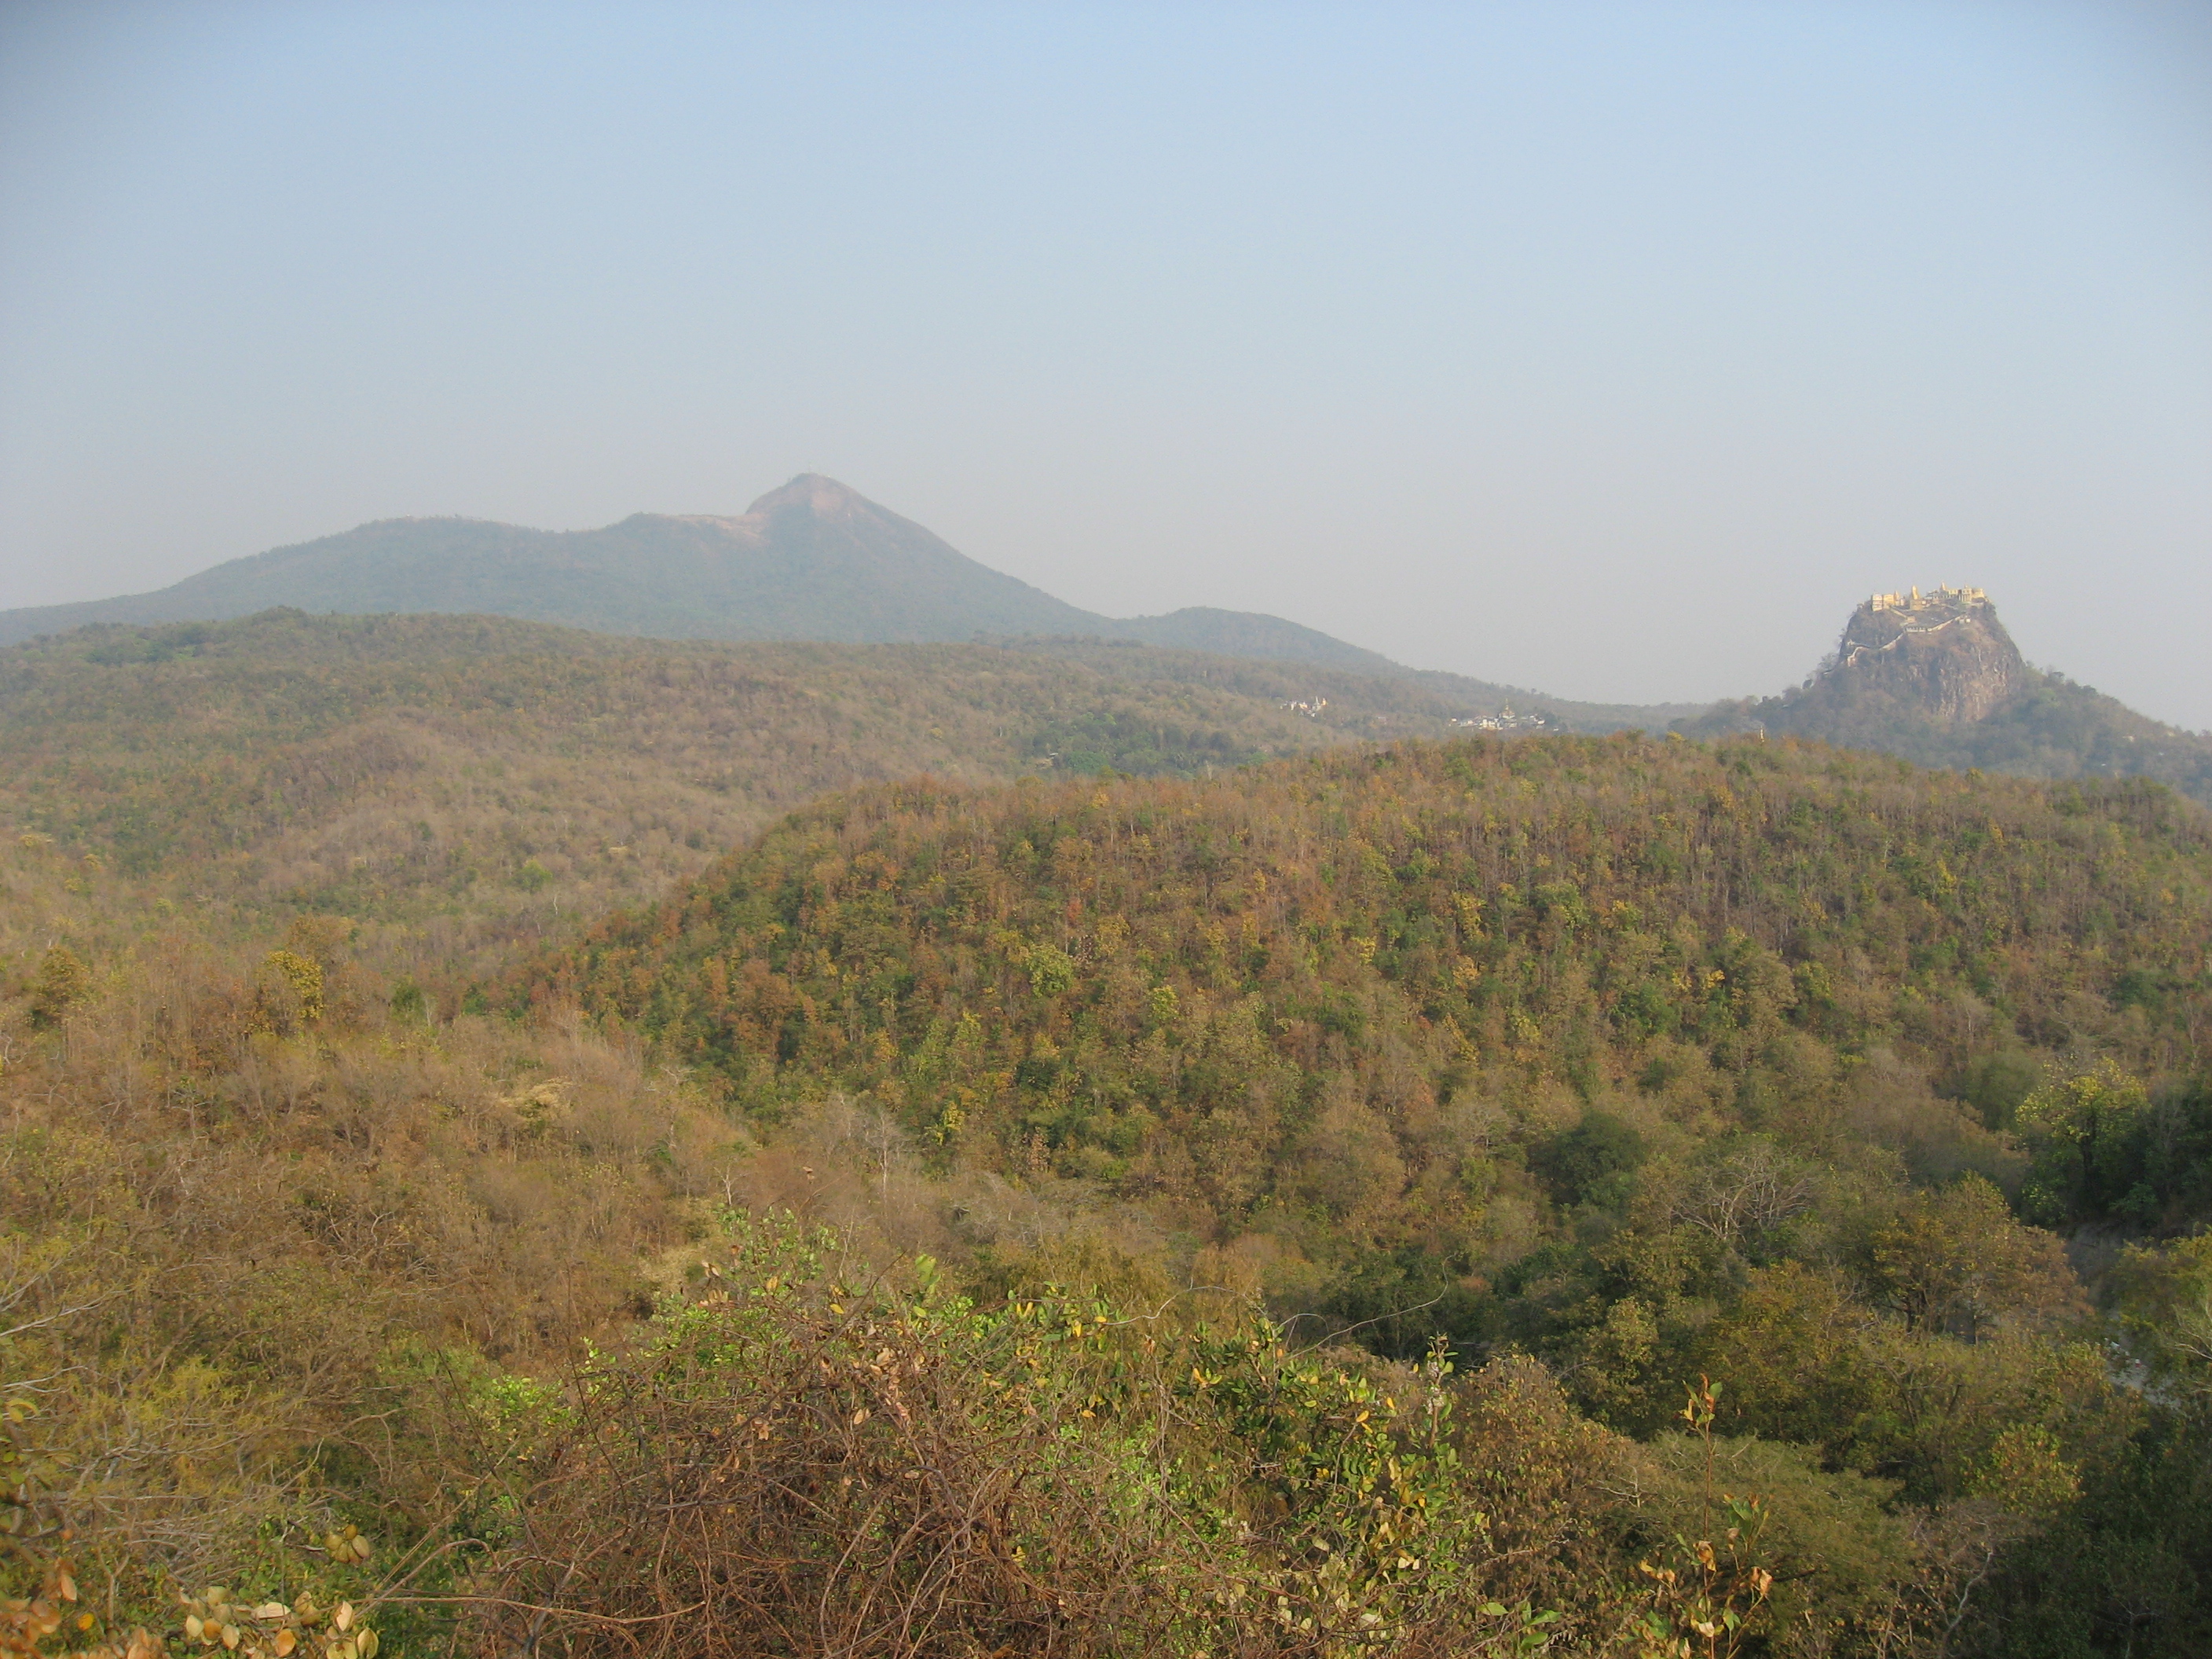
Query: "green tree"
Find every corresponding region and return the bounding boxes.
[2015,1063,2153,1222]
[25,949,90,1029]
[1867,1174,2080,1340]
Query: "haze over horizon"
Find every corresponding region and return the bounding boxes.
[3,2,2207,725]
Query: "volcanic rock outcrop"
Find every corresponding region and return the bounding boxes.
[1831,585,2024,722]
[1675,584,2212,804]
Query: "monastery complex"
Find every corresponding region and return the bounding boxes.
[1866,584,1989,613]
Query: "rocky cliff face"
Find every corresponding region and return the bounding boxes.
[1830,586,2026,722]
[1672,585,2212,806]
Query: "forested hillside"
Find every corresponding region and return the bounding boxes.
[537,735,2212,1329]
[0,476,1108,646]
[528,734,2212,1652]
[1701,668,2212,805]
[5,640,2211,1657]
[0,610,1509,988]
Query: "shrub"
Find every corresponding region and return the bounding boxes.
[463,1212,1583,1657]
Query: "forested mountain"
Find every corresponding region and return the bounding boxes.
[0,475,1463,687]
[6,607,2212,1657]
[0,476,1101,644]
[16,474,2202,808]
[1680,587,2212,804]
[1077,603,1407,672]
[0,477,1701,730]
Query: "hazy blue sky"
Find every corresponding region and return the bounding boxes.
[3,2,2207,723]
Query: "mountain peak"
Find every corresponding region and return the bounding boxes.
[0,472,1425,685]
[743,474,874,522]
[1831,584,2024,722]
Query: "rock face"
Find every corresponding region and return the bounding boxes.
[1674,584,2212,805]
[1831,585,2026,723]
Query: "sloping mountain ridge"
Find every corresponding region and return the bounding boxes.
[0,474,1439,683]
[1086,604,1404,672]
[0,476,1105,646]
[0,473,1712,729]
[10,477,2204,798]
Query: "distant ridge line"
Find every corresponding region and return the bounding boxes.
[0,474,1578,711]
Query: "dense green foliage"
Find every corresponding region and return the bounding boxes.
[480,1210,1602,1657]
[5,604,2212,1659]
[526,733,2212,1651]
[544,732,2208,1225]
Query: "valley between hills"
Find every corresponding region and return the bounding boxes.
[3,493,2211,1659]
